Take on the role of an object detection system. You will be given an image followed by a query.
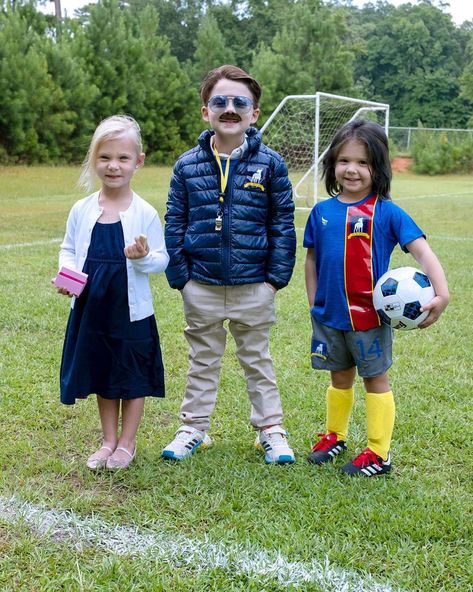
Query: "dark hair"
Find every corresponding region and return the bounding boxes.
[200,64,262,106]
[322,118,392,200]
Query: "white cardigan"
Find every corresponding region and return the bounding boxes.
[59,191,169,321]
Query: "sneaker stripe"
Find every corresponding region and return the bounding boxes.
[184,438,200,451]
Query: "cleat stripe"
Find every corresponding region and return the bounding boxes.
[360,464,388,476]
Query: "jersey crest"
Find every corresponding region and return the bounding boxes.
[344,194,380,331]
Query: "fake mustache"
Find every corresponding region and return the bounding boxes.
[219,114,241,121]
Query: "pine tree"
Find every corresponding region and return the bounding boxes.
[192,13,236,84]
[251,0,354,121]
[0,7,57,161]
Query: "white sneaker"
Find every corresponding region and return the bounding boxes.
[255,425,295,464]
[161,426,212,460]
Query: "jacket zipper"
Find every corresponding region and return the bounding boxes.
[222,163,233,284]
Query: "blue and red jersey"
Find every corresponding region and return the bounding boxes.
[303,193,425,331]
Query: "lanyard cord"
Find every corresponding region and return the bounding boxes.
[213,145,231,206]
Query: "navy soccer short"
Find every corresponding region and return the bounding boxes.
[310,315,393,377]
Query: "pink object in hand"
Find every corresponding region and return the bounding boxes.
[54,266,88,296]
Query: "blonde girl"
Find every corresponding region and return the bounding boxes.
[56,115,169,470]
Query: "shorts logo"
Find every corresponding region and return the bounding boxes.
[244,166,267,192]
[311,339,328,360]
[348,215,370,238]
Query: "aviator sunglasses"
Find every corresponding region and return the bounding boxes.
[207,95,254,115]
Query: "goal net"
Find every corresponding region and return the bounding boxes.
[260,93,390,207]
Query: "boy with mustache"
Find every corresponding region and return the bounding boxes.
[162,65,297,464]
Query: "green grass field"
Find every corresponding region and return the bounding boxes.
[0,166,472,591]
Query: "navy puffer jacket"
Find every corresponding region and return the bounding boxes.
[164,127,296,290]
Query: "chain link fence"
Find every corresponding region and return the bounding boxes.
[389,127,473,154]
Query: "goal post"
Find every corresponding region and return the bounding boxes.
[260,92,390,207]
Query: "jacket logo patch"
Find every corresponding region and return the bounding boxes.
[244,167,267,192]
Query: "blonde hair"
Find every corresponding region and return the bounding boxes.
[79,115,143,192]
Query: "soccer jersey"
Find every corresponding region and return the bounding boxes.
[303,193,425,331]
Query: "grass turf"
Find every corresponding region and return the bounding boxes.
[0,166,472,591]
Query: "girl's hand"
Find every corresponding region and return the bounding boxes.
[51,278,73,297]
[124,235,149,260]
[406,237,449,329]
[418,294,449,328]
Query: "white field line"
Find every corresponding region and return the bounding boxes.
[296,190,472,211]
[295,227,473,241]
[0,238,61,251]
[3,233,471,249]
[0,495,402,592]
[394,191,472,201]
[428,235,473,242]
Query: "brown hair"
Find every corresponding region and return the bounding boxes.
[200,64,262,106]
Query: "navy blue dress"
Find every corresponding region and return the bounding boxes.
[60,221,165,405]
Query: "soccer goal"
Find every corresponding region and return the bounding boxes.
[260,92,390,207]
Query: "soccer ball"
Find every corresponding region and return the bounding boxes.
[373,267,435,330]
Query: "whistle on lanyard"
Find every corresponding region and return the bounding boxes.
[215,211,223,231]
[215,193,224,231]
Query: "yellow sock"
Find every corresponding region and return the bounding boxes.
[326,385,354,441]
[365,391,395,460]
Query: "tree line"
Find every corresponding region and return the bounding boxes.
[1,0,472,164]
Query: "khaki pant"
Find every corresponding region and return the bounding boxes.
[179,281,284,432]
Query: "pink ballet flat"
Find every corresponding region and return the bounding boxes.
[86,445,115,470]
[105,446,136,470]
